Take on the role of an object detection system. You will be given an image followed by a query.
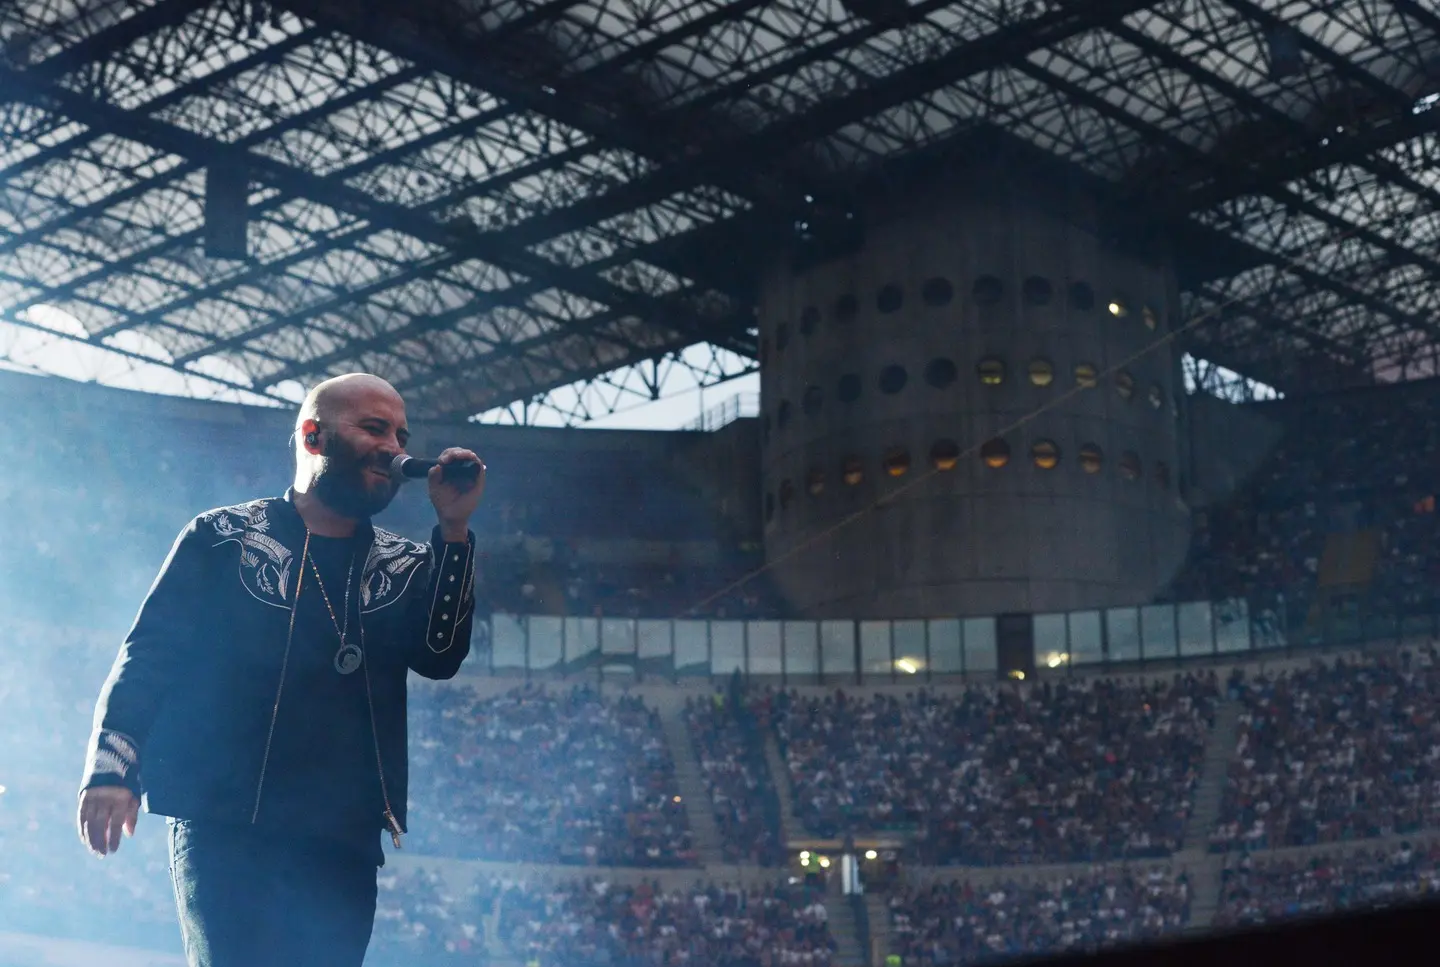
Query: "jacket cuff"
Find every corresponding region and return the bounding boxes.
[426,529,476,653]
[81,728,142,798]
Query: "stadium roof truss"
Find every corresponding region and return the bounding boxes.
[0,0,1436,421]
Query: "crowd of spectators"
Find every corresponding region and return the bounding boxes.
[0,621,177,952]
[406,684,697,866]
[1211,650,1440,851]
[683,688,786,865]
[774,676,1220,865]
[888,866,1192,964]
[369,867,492,966]
[1173,383,1440,627]
[1213,841,1440,926]
[494,877,835,967]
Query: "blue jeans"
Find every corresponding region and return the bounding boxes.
[168,819,377,967]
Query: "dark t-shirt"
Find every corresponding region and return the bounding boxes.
[259,533,387,866]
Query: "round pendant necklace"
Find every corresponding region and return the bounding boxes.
[306,539,361,675]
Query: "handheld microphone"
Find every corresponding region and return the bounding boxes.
[389,454,484,487]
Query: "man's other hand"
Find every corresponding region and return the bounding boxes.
[78,786,139,857]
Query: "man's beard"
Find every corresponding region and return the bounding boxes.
[311,435,401,520]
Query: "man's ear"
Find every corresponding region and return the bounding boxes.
[300,419,322,453]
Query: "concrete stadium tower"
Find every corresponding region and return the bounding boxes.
[758,177,1191,619]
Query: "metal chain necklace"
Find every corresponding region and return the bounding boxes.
[305,537,362,675]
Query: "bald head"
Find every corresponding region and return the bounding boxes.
[292,373,409,519]
[296,373,404,434]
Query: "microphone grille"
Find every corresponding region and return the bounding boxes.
[388,454,410,478]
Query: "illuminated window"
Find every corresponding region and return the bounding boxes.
[1032,439,1060,470]
[882,447,911,477]
[777,400,792,427]
[1022,276,1053,306]
[1119,451,1142,481]
[1108,295,1129,318]
[930,439,961,470]
[1074,362,1098,388]
[1079,444,1103,474]
[834,292,858,323]
[973,275,1004,306]
[802,385,824,416]
[775,322,790,352]
[1115,370,1135,401]
[1142,305,1158,330]
[980,438,1011,468]
[878,364,908,394]
[921,277,954,307]
[977,357,1006,386]
[800,306,820,336]
[1155,461,1171,490]
[764,493,775,521]
[836,373,862,403]
[876,284,903,314]
[925,357,957,388]
[1028,357,1054,387]
[842,456,864,486]
[1148,384,1164,410]
[807,467,826,495]
[779,479,796,508]
[1069,281,1095,311]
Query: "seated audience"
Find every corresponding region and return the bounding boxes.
[889,866,1191,964]
[407,684,697,866]
[774,676,1219,864]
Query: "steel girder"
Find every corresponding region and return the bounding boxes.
[0,0,1437,417]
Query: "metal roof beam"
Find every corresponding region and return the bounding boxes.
[248,0,1161,384]
[1104,20,1440,290]
[1014,56,1440,343]
[0,25,325,186]
[0,62,743,367]
[295,0,1163,247]
[12,0,213,80]
[1195,2,1440,217]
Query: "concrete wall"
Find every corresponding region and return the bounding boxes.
[757,181,1190,619]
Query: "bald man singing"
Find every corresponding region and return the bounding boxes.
[76,374,485,967]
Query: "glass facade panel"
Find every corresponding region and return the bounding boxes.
[860,621,892,676]
[928,619,962,674]
[784,621,819,678]
[748,621,783,675]
[1068,611,1103,666]
[962,618,996,672]
[893,620,926,679]
[1106,608,1140,663]
[674,621,709,676]
[564,617,599,665]
[636,620,672,662]
[1177,602,1214,658]
[1251,600,1286,651]
[1141,604,1177,661]
[711,621,745,676]
[820,621,856,677]
[1034,613,1068,671]
[492,614,526,670]
[601,618,635,656]
[528,616,564,671]
[1214,599,1252,654]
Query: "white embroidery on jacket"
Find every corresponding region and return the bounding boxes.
[92,749,130,777]
[199,501,426,612]
[201,501,295,609]
[360,528,426,613]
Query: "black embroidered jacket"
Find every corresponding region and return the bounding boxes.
[80,491,476,858]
